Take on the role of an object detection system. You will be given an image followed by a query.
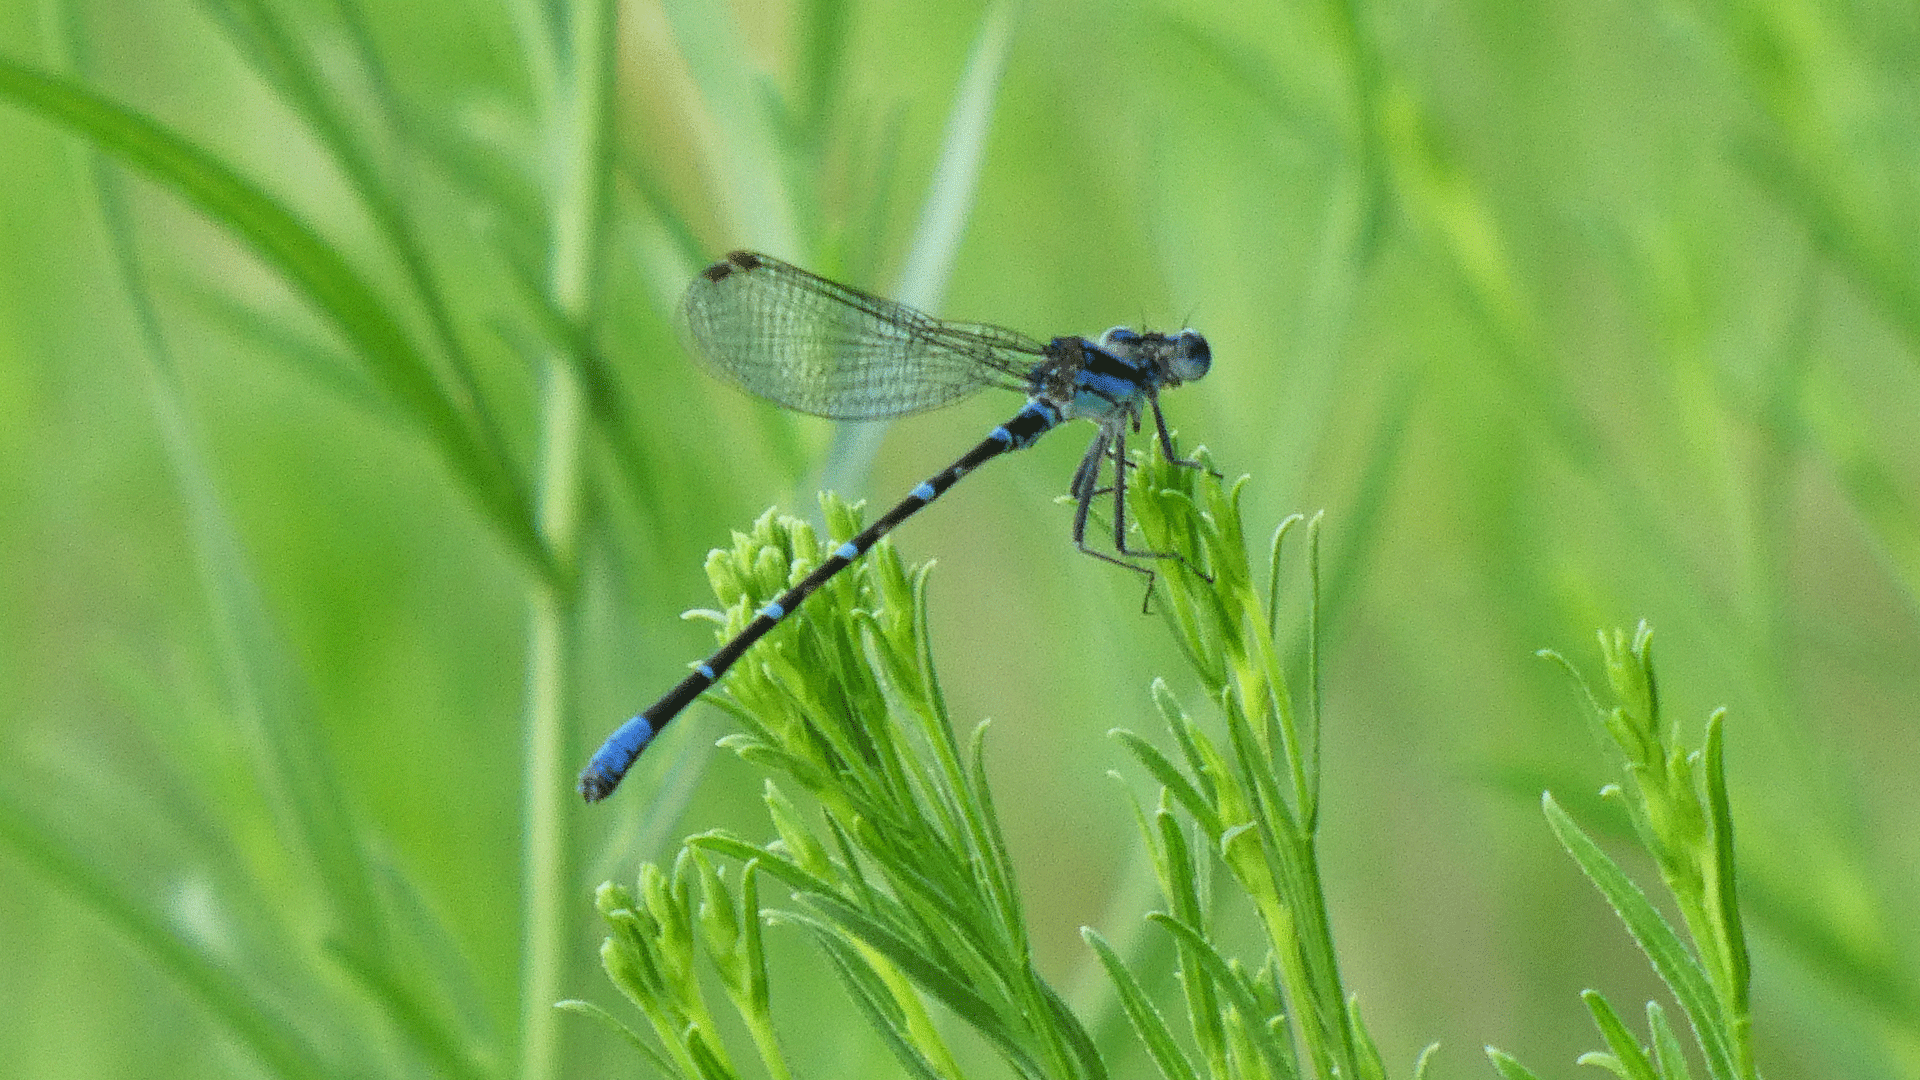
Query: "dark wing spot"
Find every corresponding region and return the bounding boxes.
[703,251,765,281]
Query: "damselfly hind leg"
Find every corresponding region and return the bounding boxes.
[1068,425,1211,614]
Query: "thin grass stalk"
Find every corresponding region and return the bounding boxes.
[196,0,510,468]
[520,0,612,1076]
[819,0,1016,491]
[0,56,560,584]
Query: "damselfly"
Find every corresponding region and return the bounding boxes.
[579,251,1209,802]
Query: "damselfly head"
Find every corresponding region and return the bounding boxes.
[1169,329,1210,383]
[1097,326,1211,386]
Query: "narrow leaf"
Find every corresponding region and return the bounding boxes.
[1485,1048,1550,1080]
[0,790,332,1080]
[555,999,677,1074]
[1700,712,1750,1013]
[1543,795,1739,1079]
[809,930,949,1080]
[1582,990,1658,1080]
[1345,995,1389,1080]
[1084,928,1201,1080]
[822,0,1019,489]
[1148,913,1292,1076]
[779,908,1043,1079]
[0,59,551,580]
[796,896,1006,1038]
[1113,729,1219,836]
[1648,1002,1697,1080]
[1412,1042,1441,1080]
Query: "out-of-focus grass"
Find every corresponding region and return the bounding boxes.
[2,0,1917,1077]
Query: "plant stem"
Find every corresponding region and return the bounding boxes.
[520,0,611,1076]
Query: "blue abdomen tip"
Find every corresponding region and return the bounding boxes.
[579,714,657,801]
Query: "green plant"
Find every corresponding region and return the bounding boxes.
[1,0,606,1075]
[6,0,1912,1074]
[577,445,1426,1080]
[0,2,1015,1075]
[577,454,1779,1080]
[1488,625,1757,1080]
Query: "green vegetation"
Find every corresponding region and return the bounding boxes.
[579,454,1763,1080]
[2,0,1916,1077]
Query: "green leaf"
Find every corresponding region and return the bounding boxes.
[1578,1052,1634,1080]
[820,0,1019,490]
[1412,1042,1441,1080]
[1345,995,1389,1080]
[807,929,950,1080]
[1113,728,1219,836]
[1543,794,1739,1080]
[782,900,1032,1069]
[0,789,332,1080]
[325,940,492,1080]
[777,907,1044,1079]
[555,999,677,1075]
[1582,990,1658,1080]
[1648,1002,1697,1080]
[1265,512,1307,640]
[1700,712,1751,1014]
[1083,928,1201,1080]
[738,860,770,1015]
[1143,812,1226,1069]
[689,831,840,897]
[685,1022,741,1080]
[1148,913,1292,1077]
[1034,976,1110,1080]
[79,90,396,947]
[1485,1047,1551,1080]
[660,0,800,255]
[65,112,493,1080]
[886,0,1015,307]
[0,59,553,581]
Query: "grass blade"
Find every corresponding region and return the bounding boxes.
[198,0,515,472]
[0,58,553,582]
[69,62,391,956]
[821,0,1017,490]
[0,790,333,1080]
[661,0,801,255]
[1082,928,1201,1080]
[77,102,493,1073]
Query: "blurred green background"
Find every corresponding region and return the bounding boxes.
[2,0,1917,1076]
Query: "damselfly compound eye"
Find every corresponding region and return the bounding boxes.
[1170,330,1211,383]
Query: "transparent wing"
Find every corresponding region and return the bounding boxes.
[680,251,1045,420]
